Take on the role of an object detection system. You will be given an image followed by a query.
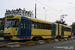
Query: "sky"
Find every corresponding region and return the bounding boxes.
[0,0,75,25]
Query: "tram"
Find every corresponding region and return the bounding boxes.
[4,15,71,40]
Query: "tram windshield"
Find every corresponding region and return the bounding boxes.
[5,19,19,27]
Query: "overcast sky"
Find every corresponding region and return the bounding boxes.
[0,0,75,25]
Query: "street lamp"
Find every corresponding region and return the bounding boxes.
[43,7,46,21]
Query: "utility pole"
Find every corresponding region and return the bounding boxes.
[43,7,46,21]
[35,3,36,18]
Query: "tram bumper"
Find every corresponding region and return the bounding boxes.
[3,35,12,39]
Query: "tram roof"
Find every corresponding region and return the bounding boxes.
[25,16,54,24]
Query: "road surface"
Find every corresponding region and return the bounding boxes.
[1,40,75,50]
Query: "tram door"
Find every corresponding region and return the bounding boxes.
[51,23,56,37]
[20,19,32,39]
[61,25,64,37]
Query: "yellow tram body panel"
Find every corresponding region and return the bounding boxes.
[28,17,52,39]
[31,29,52,39]
[59,24,62,36]
[64,31,71,37]
[63,25,71,37]
[4,28,22,40]
[28,17,58,39]
[59,24,71,37]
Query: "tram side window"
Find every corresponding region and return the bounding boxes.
[43,24,46,29]
[32,24,34,28]
[21,20,23,28]
[26,20,31,28]
[43,23,51,30]
[15,19,19,27]
[48,24,52,30]
[32,21,42,29]
[40,23,43,29]
[64,27,71,32]
[24,19,26,28]
[37,22,43,29]
[29,20,31,28]
[32,21,52,30]
[34,24,37,28]
[27,20,29,28]
[32,21,36,28]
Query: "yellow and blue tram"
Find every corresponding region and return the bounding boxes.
[4,15,72,40]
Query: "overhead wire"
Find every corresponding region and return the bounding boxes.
[36,0,63,14]
[36,0,75,24]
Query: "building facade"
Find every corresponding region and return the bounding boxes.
[5,8,33,17]
[0,8,34,30]
[0,18,5,30]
